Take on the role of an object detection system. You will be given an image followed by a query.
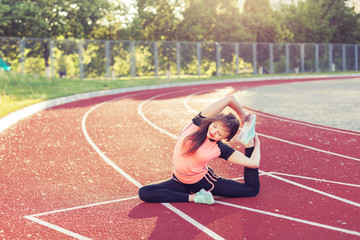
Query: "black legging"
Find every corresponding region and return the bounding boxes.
[138,147,260,203]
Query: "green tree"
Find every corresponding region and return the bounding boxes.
[0,0,114,39]
[176,0,217,41]
[0,0,116,72]
[1,0,68,38]
[177,0,247,42]
[91,1,128,40]
[128,0,181,41]
[212,0,249,42]
[241,0,293,43]
[0,0,11,35]
[65,0,112,39]
[323,0,360,43]
[281,0,360,43]
[1,0,69,68]
[1,1,53,69]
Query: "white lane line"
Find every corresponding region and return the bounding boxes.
[24,196,139,240]
[233,87,360,136]
[26,194,226,240]
[186,90,359,162]
[162,203,225,240]
[260,171,360,208]
[185,90,360,162]
[84,91,224,239]
[270,172,360,188]
[27,196,139,218]
[29,171,344,222]
[185,91,360,207]
[185,88,360,136]
[139,90,360,237]
[257,132,360,162]
[138,90,225,240]
[81,95,142,188]
[24,215,92,240]
[215,200,360,237]
[250,111,360,136]
[23,84,359,239]
[24,94,140,240]
[138,93,178,139]
[26,91,225,240]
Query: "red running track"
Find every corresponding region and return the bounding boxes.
[0,77,359,239]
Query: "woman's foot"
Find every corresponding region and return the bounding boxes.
[237,114,256,146]
[193,189,215,205]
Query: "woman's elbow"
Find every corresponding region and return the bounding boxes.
[228,95,237,104]
[248,164,259,169]
[250,157,260,169]
[247,159,260,169]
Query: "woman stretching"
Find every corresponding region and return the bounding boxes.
[139,94,260,204]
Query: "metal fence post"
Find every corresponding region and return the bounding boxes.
[105,40,110,78]
[315,44,319,72]
[130,41,135,78]
[285,43,290,73]
[216,42,221,76]
[176,42,181,76]
[235,43,239,75]
[329,44,333,72]
[355,45,358,71]
[252,43,257,74]
[5,37,360,78]
[19,38,25,74]
[196,42,201,76]
[342,44,346,71]
[78,39,84,79]
[49,39,54,77]
[300,44,304,73]
[269,43,274,74]
[154,41,158,77]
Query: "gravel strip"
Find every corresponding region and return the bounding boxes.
[236,78,360,132]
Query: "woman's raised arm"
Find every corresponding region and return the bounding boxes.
[201,95,248,123]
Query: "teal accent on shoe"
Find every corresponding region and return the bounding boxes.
[244,114,256,145]
[238,114,256,145]
[194,189,215,205]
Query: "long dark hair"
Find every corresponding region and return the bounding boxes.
[183,113,240,156]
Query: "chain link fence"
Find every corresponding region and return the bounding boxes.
[0,37,359,78]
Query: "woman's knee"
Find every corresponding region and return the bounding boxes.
[237,185,259,197]
[138,186,151,202]
[248,186,260,197]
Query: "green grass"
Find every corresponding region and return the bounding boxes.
[0,72,236,117]
[1,71,358,118]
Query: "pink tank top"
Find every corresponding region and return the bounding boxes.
[172,121,221,184]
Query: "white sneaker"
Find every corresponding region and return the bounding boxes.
[237,114,256,145]
[194,189,215,205]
